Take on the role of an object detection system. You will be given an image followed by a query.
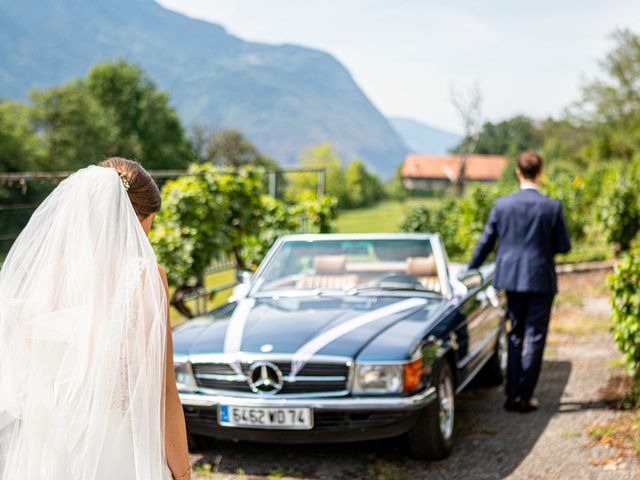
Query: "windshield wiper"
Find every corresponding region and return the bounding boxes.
[348,281,441,295]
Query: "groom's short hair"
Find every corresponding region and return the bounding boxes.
[517,151,543,179]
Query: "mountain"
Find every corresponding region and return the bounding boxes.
[390,117,461,155]
[0,0,408,177]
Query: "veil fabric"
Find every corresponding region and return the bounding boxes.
[0,166,170,479]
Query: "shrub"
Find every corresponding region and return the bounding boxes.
[598,173,640,255]
[399,184,506,261]
[608,248,640,377]
[151,164,338,316]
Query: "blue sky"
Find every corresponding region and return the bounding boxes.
[156,0,640,133]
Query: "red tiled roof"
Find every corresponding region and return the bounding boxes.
[401,154,509,181]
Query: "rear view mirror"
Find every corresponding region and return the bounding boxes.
[236,270,253,284]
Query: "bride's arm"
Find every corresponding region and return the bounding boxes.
[158,266,191,480]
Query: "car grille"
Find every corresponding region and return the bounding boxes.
[191,361,350,396]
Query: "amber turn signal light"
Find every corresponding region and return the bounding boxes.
[403,357,424,392]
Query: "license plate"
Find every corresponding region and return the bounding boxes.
[218,405,313,430]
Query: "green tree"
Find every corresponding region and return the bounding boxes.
[286,144,383,209]
[193,127,277,169]
[286,143,349,205]
[454,115,542,157]
[86,60,194,169]
[539,117,592,167]
[29,80,116,170]
[385,165,408,201]
[581,29,640,160]
[343,160,384,208]
[0,100,42,172]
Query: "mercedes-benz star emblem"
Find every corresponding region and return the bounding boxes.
[247,361,284,395]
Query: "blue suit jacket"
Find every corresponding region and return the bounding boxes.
[468,188,571,294]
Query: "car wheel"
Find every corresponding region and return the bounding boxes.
[407,361,455,460]
[478,325,508,386]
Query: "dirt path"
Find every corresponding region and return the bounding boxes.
[191,270,638,480]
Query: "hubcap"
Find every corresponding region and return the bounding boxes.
[438,373,454,440]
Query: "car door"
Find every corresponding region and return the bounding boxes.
[453,273,503,387]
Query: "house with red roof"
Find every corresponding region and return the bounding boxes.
[401,154,509,189]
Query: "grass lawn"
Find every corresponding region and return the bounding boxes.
[335,198,442,233]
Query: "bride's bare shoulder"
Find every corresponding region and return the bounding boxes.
[157,264,169,291]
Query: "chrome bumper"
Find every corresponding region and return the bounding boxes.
[179,386,436,411]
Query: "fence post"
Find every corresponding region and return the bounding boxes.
[317,168,326,198]
[268,170,277,197]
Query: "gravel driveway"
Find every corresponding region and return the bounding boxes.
[190,270,638,479]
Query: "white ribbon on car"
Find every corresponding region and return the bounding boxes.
[222,298,256,374]
[289,297,428,379]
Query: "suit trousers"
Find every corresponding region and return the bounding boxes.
[505,291,555,401]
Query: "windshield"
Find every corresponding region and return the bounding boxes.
[251,238,442,295]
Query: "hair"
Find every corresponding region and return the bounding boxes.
[517,150,544,180]
[99,157,161,217]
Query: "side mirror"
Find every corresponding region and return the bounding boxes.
[457,269,483,290]
[236,270,253,284]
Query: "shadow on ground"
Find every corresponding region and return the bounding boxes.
[191,361,572,479]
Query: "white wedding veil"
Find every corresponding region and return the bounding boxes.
[0,166,169,479]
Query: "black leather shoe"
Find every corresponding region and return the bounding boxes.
[504,397,520,412]
[518,397,540,413]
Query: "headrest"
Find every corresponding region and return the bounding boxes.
[313,255,347,275]
[406,256,437,277]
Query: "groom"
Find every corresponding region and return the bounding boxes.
[468,151,571,413]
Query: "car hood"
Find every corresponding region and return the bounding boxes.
[174,295,444,361]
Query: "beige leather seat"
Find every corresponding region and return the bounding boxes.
[405,256,441,293]
[296,255,359,290]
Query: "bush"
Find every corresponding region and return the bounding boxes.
[598,173,640,255]
[242,194,338,268]
[399,184,507,261]
[295,194,338,234]
[541,172,591,242]
[608,248,640,377]
[151,164,338,315]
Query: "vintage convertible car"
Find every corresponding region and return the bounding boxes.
[173,234,506,459]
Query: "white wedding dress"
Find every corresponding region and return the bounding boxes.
[0,166,172,479]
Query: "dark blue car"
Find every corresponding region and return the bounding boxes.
[173,234,506,459]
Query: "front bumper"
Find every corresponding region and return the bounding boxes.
[180,386,436,444]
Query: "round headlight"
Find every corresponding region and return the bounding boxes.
[174,361,197,392]
[353,364,403,394]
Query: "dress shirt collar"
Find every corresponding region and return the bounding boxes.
[520,181,540,191]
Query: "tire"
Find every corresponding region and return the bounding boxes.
[478,325,508,386]
[407,361,455,460]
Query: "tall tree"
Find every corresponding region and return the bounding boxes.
[29,80,116,171]
[0,100,42,172]
[463,115,542,157]
[287,144,349,205]
[581,29,640,160]
[87,60,194,169]
[344,160,384,208]
[193,127,277,168]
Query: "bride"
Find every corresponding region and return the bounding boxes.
[0,158,190,479]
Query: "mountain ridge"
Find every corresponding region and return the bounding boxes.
[390,117,461,155]
[0,0,408,176]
